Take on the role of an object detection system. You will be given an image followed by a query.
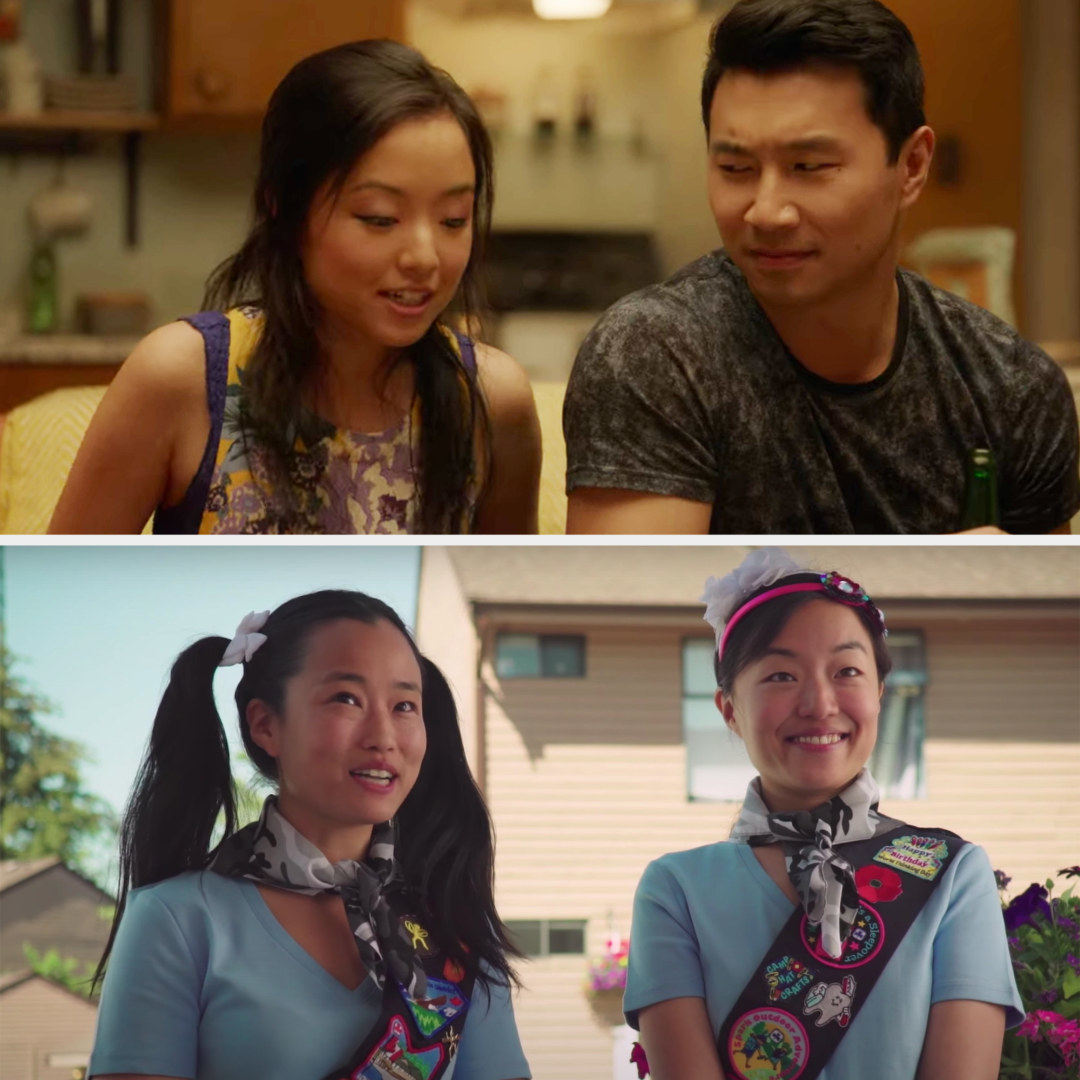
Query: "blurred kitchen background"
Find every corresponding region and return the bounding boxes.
[0,0,1078,417]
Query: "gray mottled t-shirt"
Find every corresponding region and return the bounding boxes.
[563,250,1080,534]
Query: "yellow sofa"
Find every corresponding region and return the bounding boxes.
[532,380,568,536]
[0,385,111,534]
[0,381,570,535]
[5,376,1077,534]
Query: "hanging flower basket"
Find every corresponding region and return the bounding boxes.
[586,937,630,994]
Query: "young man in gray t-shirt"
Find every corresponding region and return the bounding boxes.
[564,0,1078,535]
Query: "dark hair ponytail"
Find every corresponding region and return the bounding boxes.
[93,636,236,991]
[396,656,523,989]
[95,590,520,995]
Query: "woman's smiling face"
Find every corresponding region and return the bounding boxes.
[717,598,883,812]
[247,617,427,858]
[300,110,476,357]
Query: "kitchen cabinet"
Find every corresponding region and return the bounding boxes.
[0,361,119,414]
[166,0,406,122]
[0,336,133,413]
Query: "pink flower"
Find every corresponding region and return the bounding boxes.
[1035,1010,1067,1024]
[1049,1019,1080,1066]
[1017,1014,1041,1040]
[1018,1011,1080,1065]
[630,1041,650,1079]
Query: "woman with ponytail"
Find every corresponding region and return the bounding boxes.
[51,40,540,536]
[89,590,530,1080]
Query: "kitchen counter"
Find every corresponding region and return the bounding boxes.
[0,334,136,412]
[0,333,138,365]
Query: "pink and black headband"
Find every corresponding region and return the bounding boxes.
[718,571,887,660]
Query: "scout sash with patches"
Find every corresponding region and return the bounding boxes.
[209,798,476,1080]
[717,825,964,1080]
[321,912,476,1080]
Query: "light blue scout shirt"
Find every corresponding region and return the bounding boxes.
[625,839,1023,1080]
[89,871,530,1080]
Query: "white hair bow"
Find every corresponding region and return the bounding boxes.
[700,547,804,643]
[219,610,270,667]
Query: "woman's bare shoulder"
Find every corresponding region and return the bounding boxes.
[469,341,541,534]
[119,319,207,401]
[47,319,212,533]
[472,341,535,416]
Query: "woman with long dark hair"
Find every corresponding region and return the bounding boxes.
[51,41,540,535]
[625,549,1022,1080]
[89,590,530,1080]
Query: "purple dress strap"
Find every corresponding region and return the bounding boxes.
[453,329,477,375]
[152,311,230,534]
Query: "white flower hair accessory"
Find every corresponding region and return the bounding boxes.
[701,547,805,643]
[219,610,271,667]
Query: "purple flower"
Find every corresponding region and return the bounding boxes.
[995,869,1012,890]
[1038,988,1059,1006]
[1067,954,1080,972]
[1004,883,1053,931]
[1058,866,1080,879]
[1055,914,1079,939]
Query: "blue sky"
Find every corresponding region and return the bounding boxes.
[3,544,421,882]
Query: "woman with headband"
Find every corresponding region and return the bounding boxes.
[88,591,530,1080]
[624,549,1021,1080]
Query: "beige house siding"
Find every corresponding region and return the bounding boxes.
[478,607,1079,1080]
[447,546,1080,608]
[0,976,96,1080]
[416,547,483,780]
[882,614,1080,887]
[486,623,706,1080]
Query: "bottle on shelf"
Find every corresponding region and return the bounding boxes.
[958,447,1000,530]
[573,66,596,139]
[531,65,559,140]
[27,241,58,333]
[0,37,44,115]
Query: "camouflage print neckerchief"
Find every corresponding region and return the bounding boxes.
[210,795,427,997]
[729,770,899,960]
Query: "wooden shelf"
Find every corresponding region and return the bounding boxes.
[0,110,159,133]
[0,112,159,247]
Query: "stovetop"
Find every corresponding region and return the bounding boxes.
[482,230,661,312]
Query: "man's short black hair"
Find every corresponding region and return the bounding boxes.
[701,0,926,163]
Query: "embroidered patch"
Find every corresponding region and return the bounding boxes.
[403,918,432,952]
[403,976,469,1038]
[802,975,856,1028]
[727,1008,809,1080]
[800,902,884,969]
[764,956,815,1003]
[855,864,904,903]
[352,1015,444,1080]
[873,835,949,881]
[443,957,466,983]
[442,1030,460,1059]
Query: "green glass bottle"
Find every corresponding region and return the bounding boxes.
[959,447,1000,529]
[27,242,58,334]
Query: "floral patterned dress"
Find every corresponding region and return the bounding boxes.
[152,308,477,535]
